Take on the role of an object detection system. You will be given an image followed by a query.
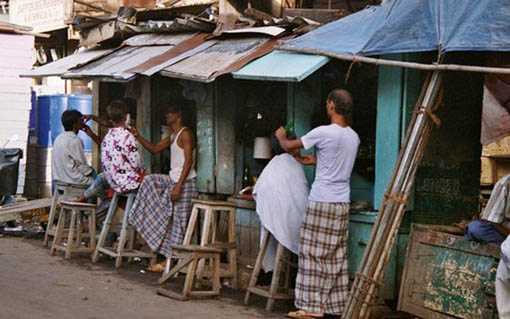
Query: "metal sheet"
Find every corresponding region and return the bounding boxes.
[127,33,215,76]
[232,50,329,82]
[122,32,196,46]
[21,48,114,78]
[63,46,172,81]
[160,37,270,82]
[63,33,203,81]
[220,26,286,37]
[398,224,500,319]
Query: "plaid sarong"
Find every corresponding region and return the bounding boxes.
[295,201,350,315]
[128,175,198,257]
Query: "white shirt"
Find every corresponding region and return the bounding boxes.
[52,131,93,185]
[481,175,510,229]
[169,127,197,184]
[301,124,360,203]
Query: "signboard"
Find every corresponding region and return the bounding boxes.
[9,0,72,33]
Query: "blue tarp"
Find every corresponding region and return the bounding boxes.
[280,0,510,58]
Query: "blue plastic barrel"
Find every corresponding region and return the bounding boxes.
[28,91,37,139]
[49,95,68,146]
[38,95,68,146]
[68,94,93,152]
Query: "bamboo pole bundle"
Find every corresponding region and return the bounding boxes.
[341,70,444,319]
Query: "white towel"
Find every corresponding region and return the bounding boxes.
[253,153,309,272]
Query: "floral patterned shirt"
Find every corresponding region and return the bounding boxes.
[101,127,143,193]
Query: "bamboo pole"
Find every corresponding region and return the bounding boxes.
[278,45,510,74]
[341,70,444,319]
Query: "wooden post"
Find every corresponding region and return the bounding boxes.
[137,77,152,173]
[91,80,101,171]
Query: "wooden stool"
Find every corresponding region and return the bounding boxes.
[157,244,222,301]
[92,191,156,268]
[244,230,296,312]
[50,201,97,259]
[175,199,238,290]
[44,182,88,247]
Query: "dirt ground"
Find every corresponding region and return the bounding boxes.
[0,236,295,319]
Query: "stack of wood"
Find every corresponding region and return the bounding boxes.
[481,135,510,186]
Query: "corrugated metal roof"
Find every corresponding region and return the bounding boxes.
[160,37,271,82]
[62,45,171,81]
[62,33,197,81]
[21,48,114,78]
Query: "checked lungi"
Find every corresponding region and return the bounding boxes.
[128,175,198,257]
[295,201,350,315]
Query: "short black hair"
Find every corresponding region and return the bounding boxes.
[106,100,128,123]
[327,89,353,116]
[61,110,83,131]
[166,104,184,115]
[270,131,297,156]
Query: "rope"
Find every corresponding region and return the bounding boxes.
[384,193,408,205]
[414,107,441,127]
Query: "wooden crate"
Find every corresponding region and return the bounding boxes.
[481,155,510,185]
[398,224,499,319]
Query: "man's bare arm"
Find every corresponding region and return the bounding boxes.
[275,126,304,152]
[84,114,112,128]
[492,222,510,237]
[130,127,171,154]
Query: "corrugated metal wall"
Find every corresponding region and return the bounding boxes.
[0,32,35,194]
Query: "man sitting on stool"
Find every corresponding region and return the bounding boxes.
[466,175,510,244]
[253,132,309,273]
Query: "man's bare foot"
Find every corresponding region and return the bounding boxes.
[74,195,87,203]
[146,261,165,273]
[286,310,324,319]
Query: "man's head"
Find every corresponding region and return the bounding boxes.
[106,100,128,124]
[61,110,83,132]
[271,131,298,157]
[326,89,353,119]
[165,105,184,125]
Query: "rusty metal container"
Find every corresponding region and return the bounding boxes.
[398,224,500,319]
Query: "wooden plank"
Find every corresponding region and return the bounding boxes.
[283,8,348,23]
[0,198,52,222]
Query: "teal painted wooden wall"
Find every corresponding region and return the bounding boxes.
[374,54,421,210]
[196,84,216,193]
[287,72,322,185]
[215,78,237,194]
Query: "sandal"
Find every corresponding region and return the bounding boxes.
[286,310,324,319]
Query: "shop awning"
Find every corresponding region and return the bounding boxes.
[232,50,330,82]
[160,37,277,83]
[21,48,114,78]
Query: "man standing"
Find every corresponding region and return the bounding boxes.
[128,105,198,272]
[276,89,360,318]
